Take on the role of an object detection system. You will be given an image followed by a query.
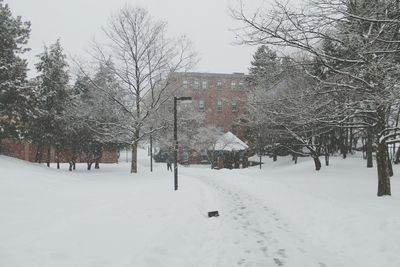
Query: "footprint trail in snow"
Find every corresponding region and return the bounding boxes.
[197,176,328,267]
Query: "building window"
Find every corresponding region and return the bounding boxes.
[217,99,223,112]
[193,80,200,89]
[201,80,208,89]
[199,99,205,112]
[238,81,244,90]
[182,80,188,88]
[231,100,238,112]
[216,80,223,89]
[231,81,237,90]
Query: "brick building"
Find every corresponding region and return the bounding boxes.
[155,72,252,165]
[171,72,250,139]
[0,139,118,164]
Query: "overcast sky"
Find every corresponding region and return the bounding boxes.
[9,0,271,78]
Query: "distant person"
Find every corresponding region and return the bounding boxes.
[166,156,172,171]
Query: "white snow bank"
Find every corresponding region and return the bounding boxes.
[204,154,400,267]
[0,153,221,267]
[1,151,400,266]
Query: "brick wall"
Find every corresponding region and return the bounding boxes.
[171,72,250,139]
[101,150,119,163]
[1,139,118,163]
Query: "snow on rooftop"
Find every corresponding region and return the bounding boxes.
[214,131,248,151]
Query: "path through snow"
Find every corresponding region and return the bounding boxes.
[186,170,335,267]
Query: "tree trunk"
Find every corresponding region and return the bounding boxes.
[94,146,102,169]
[86,152,95,171]
[366,128,373,168]
[325,153,329,166]
[386,147,393,177]
[313,156,321,171]
[340,129,347,159]
[362,137,366,159]
[36,143,43,163]
[376,141,391,196]
[55,147,60,169]
[323,136,330,166]
[343,127,349,157]
[131,141,138,173]
[349,128,354,154]
[273,150,277,162]
[46,145,51,167]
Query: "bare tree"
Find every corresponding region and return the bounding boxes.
[192,126,224,168]
[233,0,400,196]
[89,6,195,173]
[244,61,332,170]
[150,98,206,159]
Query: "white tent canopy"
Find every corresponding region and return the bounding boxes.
[213,131,248,151]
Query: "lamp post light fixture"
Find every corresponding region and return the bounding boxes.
[174,96,192,191]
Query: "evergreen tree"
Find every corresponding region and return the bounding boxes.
[73,74,91,96]
[0,0,33,146]
[248,45,280,86]
[65,61,127,170]
[245,46,301,166]
[30,40,70,165]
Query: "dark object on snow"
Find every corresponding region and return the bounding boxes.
[208,211,219,217]
[166,160,172,171]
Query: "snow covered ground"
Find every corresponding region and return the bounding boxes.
[1,149,400,267]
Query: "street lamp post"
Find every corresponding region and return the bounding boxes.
[259,126,262,170]
[150,127,153,172]
[174,96,192,191]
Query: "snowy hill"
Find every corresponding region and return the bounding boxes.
[1,151,400,266]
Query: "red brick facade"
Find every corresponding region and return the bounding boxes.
[172,72,250,139]
[1,139,118,163]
